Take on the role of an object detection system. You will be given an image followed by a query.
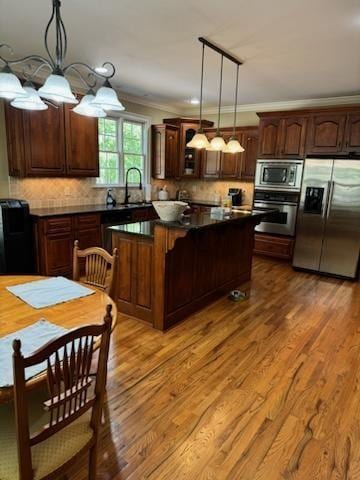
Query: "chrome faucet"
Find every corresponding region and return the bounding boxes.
[124,167,142,204]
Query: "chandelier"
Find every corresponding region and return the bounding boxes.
[0,0,124,117]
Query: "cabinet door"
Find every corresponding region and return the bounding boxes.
[23,106,66,176]
[65,104,99,177]
[180,124,201,178]
[307,114,346,154]
[343,114,360,154]
[240,130,259,180]
[43,232,74,276]
[165,127,179,177]
[201,132,220,178]
[152,126,165,179]
[258,118,281,158]
[4,104,25,176]
[279,117,307,158]
[219,132,241,179]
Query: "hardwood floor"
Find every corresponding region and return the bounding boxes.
[70,257,360,480]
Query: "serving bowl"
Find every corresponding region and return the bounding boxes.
[152,201,189,222]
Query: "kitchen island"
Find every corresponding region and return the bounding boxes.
[110,210,268,330]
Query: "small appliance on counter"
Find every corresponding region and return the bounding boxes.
[176,189,191,202]
[228,188,242,206]
[158,186,169,201]
[0,199,34,274]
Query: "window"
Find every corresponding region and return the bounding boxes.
[97,114,149,186]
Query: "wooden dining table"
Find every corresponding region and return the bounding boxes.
[0,275,117,404]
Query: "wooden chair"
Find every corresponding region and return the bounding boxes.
[0,305,112,480]
[73,240,118,300]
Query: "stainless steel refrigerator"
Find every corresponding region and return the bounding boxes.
[293,158,360,279]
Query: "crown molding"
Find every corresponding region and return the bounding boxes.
[117,91,183,115]
[184,95,360,116]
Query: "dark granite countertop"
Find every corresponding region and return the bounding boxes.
[30,202,153,218]
[109,209,271,239]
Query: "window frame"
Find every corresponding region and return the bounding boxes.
[95,112,151,188]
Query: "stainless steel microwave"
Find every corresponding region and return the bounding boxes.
[255,159,304,192]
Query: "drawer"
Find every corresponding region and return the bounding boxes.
[132,207,158,222]
[75,213,101,230]
[43,216,72,234]
[254,233,294,260]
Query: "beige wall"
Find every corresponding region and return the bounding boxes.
[205,110,259,128]
[0,103,9,197]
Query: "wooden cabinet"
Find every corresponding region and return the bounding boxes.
[258,118,281,158]
[343,114,360,154]
[258,117,307,159]
[5,100,99,177]
[306,114,346,154]
[201,126,259,181]
[254,233,294,260]
[151,124,179,179]
[240,128,259,181]
[179,122,202,178]
[64,105,99,176]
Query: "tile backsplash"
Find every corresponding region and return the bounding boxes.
[9,177,254,209]
[9,178,145,209]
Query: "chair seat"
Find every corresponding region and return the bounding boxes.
[0,390,93,480]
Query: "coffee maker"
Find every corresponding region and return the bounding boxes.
[228,188,242,206]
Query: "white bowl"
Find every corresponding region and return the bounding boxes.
[152,201,189,222]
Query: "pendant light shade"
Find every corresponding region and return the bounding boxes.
[222,137,244,153]
[38,74,78,104]
[11,84,48,111]
[187,131,210,149]
[73,92,106,117]
[91,80,124,111]
[0,67,27,100]
[207,135,227,151]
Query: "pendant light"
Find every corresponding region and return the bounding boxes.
[0,1,123,117]
[0,65,27,100]
[11,81,48,110]
[207,55,227,152]
[186,44,210,149]
[223,64,244,154]
[73,89,106,117]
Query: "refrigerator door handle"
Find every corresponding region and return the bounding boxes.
[326,181,335,219]
[322,181,332,218]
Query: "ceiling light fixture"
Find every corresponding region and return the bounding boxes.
[0,0,123,117]
[207,55,226,152]
[222,64,244,154]
[186,43,210,149]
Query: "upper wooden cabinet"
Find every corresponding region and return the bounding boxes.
[4,99,99,177]
[201,131,221,179]
[343,114,360,154]
[258,106,360,159]
[258,117,307,159]
[240,128,259,181]
[151,124,179,179]
[306,114,346,154]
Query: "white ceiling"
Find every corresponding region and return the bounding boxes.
[1,0,359,112]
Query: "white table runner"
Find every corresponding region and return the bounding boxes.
[0,319,68,388]
[6,276,95,309]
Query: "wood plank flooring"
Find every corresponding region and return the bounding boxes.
[70,257,360,480]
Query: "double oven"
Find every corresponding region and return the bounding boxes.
[254,159,303,236]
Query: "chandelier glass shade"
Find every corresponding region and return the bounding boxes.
[73,91,106,117]
[222,137,245,154]
[0,67,27,100]
[186,131,210,149]
[11,83,48,110]
[0,0,123,117]
[207,135,226,151]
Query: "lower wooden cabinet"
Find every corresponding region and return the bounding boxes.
[254,233,294,260]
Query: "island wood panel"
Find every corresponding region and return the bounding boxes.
[113,233,153,323]
[162,221,255,329]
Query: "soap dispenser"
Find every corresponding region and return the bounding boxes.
[106,188,116,207]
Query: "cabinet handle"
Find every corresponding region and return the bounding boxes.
[338,141,341,149]
[345,141,349,148]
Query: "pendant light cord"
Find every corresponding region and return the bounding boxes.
[233,64,239,137]
[217,55,224,135]
[199,43,205,131]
